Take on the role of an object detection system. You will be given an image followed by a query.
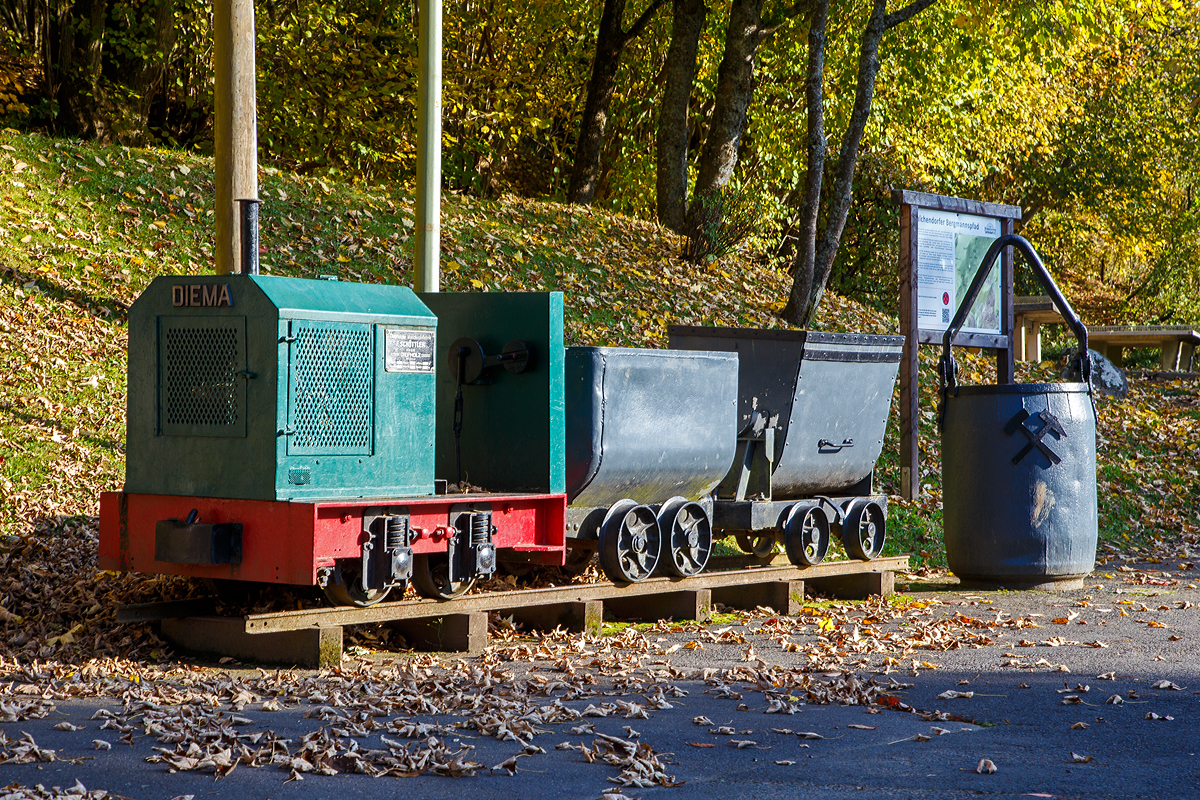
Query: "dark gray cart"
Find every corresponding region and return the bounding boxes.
[563,346,739,582]
[669,326,904,567]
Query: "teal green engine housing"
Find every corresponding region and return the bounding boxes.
[125,274,437,501]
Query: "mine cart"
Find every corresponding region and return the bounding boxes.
[563,346,739,582]
[669,326,904,567]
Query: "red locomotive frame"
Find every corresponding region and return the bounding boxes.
[99,491,568,586]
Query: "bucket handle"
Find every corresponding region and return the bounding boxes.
[938,234,1091,420]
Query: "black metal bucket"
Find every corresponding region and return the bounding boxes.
[939,235,1098,590]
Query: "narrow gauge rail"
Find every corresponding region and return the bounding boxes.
[120,555,908,666]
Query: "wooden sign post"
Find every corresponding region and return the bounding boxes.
[893,190,1022,500]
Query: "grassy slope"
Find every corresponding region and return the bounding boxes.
[1,130,1197,569]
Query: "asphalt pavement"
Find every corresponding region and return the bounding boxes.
[2,559,1197,800]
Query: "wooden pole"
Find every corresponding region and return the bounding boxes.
[414,0,442,292]
[897,202,920,501]
[214,0,258,275]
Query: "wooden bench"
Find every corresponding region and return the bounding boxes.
[1015,297,1199,372]
[1087,325,1200,372]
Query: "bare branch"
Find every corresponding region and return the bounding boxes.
[884,0,937,30]
[759,0,817,39]
[622,0,671,44]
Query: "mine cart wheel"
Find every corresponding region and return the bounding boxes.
[734,532,777,558]
[784,504,831,567]
[599,500,661,583]
[412,553,476,600]
[658,497,712,578]
[322,560,395,608]
[842,499,886,561]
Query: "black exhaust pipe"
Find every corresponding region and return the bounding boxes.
[238,197,260,275]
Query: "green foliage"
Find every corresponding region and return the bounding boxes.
[257,0,418,178]
[4,0,1199,323]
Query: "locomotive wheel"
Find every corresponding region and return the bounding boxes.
[658,497,712,578]
[321,560,395,607]
[599,500,661,584]
[497,560,539,579]
[784,504,830,567]
[560,546,596,576]
[842,499,886,561]
[411,553,476,600]
[734,531,777,558]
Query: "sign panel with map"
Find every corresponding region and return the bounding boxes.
[893,190,1022,503]
[916,208,1002,335]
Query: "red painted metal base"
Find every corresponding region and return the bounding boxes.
[99,491,568,586]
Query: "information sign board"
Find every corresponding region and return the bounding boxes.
[893,191,1022,501]
[916,208,1002,334]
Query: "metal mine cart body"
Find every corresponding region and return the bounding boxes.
[669,326,904,567]
[100,273,905,605]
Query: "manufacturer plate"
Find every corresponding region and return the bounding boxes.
[384,328,435,373]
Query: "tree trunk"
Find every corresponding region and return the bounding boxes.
[568,0,668,205]
[690,0,764,203]
[782,0,937,327]
[655,0,706,232]
[47,0,108,137]
[129,0,176,143]
[568,0,628,204]
[785,0,830,325]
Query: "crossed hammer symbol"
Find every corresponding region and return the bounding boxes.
[1004,408,1066,466]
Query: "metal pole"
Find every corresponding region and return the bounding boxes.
[214,0,258,275]
[238,198,260,275]
[414,0,442,292]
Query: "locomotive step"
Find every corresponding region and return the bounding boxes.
[123,556,908,667]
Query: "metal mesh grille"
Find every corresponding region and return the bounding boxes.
[163,326,239,427]
[290,323,373,452]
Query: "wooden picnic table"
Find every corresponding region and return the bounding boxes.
[1013,295,1063,362]
[1088,325,1200,371]
[1012,297,1198,371]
